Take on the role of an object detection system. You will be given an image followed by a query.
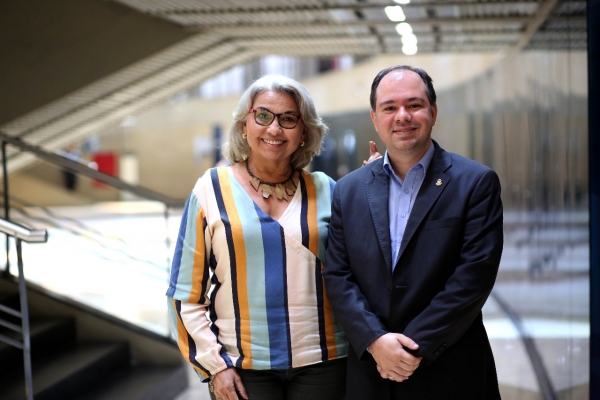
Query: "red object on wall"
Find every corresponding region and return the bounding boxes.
[93,152,117,188]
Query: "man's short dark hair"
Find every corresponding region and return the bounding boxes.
[369,65,437,111]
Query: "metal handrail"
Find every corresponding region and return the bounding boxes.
[0,219,47,243]
[0,135,50,399]
[0,131,174,399]
[0,220,47,400]
[0,131,184,208]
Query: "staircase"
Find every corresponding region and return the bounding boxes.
[0,277,187,400]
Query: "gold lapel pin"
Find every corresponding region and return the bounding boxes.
[436,179,442,186]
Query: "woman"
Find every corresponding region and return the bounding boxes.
[166,75,349,400]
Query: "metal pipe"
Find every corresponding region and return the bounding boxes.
[0,332,24,349]
[2,141,9,220]
[2,141,10,277]
[0,219,47,243]
[0,303,22,318]
[160,1,543,15]
[16,239,34,400]
[0,132,184,208]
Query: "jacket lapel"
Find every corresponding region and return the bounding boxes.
[396,142,452,264]
[366,160,394,279]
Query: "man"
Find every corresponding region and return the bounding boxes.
[323,65,503,399]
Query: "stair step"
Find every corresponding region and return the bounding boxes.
[0,276,186,399]
[78,363,188,400]
[0,341,130,400]
[0,317,76,376]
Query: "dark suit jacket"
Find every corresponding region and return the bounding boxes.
[324,140,503,400]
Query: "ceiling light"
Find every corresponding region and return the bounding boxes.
[394,0,410,4]
[402,43,418,55]
[384,6,406,22]
[401,33,418,46]
[395,22,413,36]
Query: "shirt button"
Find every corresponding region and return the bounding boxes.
[404,189,409,194]
[401,213,406,218]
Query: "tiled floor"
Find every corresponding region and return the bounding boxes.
[173,366,211,400]
[11,203,590,399]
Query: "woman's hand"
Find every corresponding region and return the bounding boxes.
[212,367,248,400]
[363,141,382,166]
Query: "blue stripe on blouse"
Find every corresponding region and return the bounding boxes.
[256,205,292,369]
[210,169,246,367]
[234,190,270,369]
[167,197,190,298]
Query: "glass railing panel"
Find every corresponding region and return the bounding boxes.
[431,50,589,399]
[314,51,589,398]
[3,159,184,336]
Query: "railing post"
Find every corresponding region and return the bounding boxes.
[16,238,34,400]
[0,219,47,399]
[2,141,10,278]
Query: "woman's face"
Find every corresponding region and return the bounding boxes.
[243,90,305,167]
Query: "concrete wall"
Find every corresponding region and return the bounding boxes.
[0,0,192,125]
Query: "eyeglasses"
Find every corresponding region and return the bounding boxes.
[249,108,301,129]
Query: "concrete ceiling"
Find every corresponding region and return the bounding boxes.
[0,0,586,173]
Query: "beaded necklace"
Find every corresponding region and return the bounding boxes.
[245,160,297,201]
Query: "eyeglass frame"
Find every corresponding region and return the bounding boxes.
[248,107,302,129]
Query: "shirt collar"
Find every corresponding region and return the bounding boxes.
[383,140,435,179]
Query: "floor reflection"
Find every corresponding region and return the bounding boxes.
[8,205,590,399]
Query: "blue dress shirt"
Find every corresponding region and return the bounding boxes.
[383,141,435,270]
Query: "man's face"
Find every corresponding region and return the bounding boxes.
[370,70,437,159]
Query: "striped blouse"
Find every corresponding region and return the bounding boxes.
[166,166,348,380]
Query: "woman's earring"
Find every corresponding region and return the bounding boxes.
[300,141,305,147]
[242,133,247,139]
